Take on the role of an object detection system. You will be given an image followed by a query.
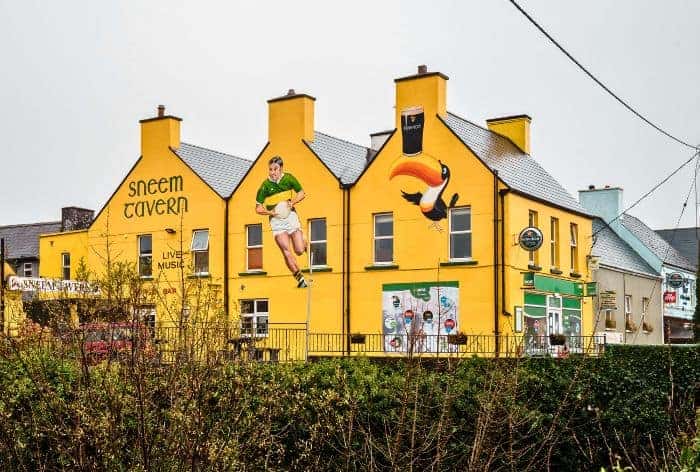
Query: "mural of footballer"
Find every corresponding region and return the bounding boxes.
[255,156,308,288]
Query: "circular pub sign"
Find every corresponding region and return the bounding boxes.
[518,227,544,251]
[667,272,685,289]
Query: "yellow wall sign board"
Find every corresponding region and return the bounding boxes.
[35,68,595,355]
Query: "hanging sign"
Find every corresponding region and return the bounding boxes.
[518,227,544,251]
[663,291,677,304]
[667,273,685,289]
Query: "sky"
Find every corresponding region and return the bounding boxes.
[1,0,698,230]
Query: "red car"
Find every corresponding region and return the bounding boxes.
[81,322,152,364]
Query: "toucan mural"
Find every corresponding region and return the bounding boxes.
[389,105,459,221]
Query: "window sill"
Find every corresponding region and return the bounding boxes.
[549,268,563,275]
[527,264,542,271]
[187,273,211,279]
[302,266,332,273]
[365,264,399,271]
[569,271,582,279]
[140,276,154,280]
[440,260,478,267]
[238,270,267,276]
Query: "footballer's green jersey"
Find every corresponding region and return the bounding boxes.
[256,173,303,210]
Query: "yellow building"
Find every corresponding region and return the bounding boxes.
[38,68,597,358]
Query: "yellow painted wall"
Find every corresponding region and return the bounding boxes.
[39,229,89,279]
[228,94,346,333]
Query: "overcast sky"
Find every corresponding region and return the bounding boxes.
[1,0,698,230]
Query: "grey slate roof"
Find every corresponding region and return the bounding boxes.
[173,142,252,198]
[443,112,589,215]
[656,227,698,270]
[307,131,373,185]
[622,214,695,271]
[0,221,61,260]
[592,219,658,277]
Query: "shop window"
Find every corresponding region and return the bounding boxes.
[449,207,472,261]
[138,235,152,278]
[62,253,71,280]
[569,223,578,272]
[23,262,33,278]
[240,299,268,337]
[246,224,263,271]
[528,210,539,265]
[191,229,209,275]
[309,218,327,267]
[374,213,393,264]
[550,217,559,268]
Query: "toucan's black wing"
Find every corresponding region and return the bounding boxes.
[449,193,459,208]
[401,191,422,206]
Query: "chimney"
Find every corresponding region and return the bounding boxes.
[394,65,448,131]
[486,115,532,154]
[578,186,624,225]
[61,207,94,232]
[370,130,393,151]
[139,105,182,157]
[267,89,315,144]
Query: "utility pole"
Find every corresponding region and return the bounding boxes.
[1,238,5,332]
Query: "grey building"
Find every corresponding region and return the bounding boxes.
[591,219,663,344]
[0,207,93,279]
[656,227,698,271]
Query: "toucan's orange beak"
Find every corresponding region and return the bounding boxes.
[388,155,443,187]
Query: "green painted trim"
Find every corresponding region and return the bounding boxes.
[440,260,478,266]
[586,282,598,296]
[365,264,399,271]
[301,267,332,273]
[238,271,268,276]
[562,297,581,309]
[524,292,546,306]
[524,305,546,317]
[563,309,581,317]
[383,281,459,291]
[533,274,584,296]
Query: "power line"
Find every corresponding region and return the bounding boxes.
[507,0,698,151]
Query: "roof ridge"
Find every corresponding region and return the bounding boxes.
[623,212,695,269]
[0,221,61,229]
[180,141,251,163]
[314,131,370,151]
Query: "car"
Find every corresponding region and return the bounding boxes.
[80,322,153,364]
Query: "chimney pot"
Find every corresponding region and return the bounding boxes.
[157,105,165,117]
[287,89,296,96]
[588,185,595,190]
[417,64,428,74]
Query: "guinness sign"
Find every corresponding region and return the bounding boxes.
[518,227,544,251]
[667,272,685,289]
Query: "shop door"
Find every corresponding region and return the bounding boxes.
[546,295,562,336]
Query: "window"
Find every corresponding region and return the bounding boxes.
[23,262,33,278]
[240,299,268,337]
[191,229,209,274]
[374,213,393,264]
[605,310,616,329]
[570,223,578,272]
[309,219,327,267]
[135,305,156,337]
[449,207,472,261]
[528,210,539,265]
[246,224,263,271]
[550,217,559,268]
[138,235,152,278]
[624,294,634,331]
[642,297,649,316]
[62,253,71,280]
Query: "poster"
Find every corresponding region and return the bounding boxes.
[382,281,459,353]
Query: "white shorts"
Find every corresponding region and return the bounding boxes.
[270,211,301,236]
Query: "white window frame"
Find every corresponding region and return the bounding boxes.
[23,262,33,278]
[240,299,269,337]
[246,224,263,271]
[308,218,327,267]
[528,210,538,265]
[190,229,210,275]
[570,223,578,272]
[449,207,472,262]
[624,294,634,331]
[61,253,71,280]
[550,217,559,268]
[373,213,394,265]
[138,235,152,278]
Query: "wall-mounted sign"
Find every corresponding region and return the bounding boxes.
[663,291,677,304]
[667,272,685,289]
[124,175,188,219]
[599,291,617,310]
[7,276,99,295]
[518,227,544,251]
[585,282,598,297]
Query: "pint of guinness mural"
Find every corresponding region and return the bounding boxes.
[382,282,460,353]
[389,105,459,222]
